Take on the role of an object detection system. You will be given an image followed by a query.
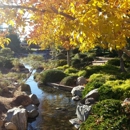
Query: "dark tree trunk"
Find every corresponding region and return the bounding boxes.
[118,50,126,72]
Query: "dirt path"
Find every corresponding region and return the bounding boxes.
[92,56,113,65]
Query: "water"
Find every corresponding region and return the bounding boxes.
[25,65,77,130]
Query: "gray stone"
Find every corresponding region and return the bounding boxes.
[85,97,95,105]
[25,104,39,118]
[72,96,80,101]
[71,85,84,97]
[76,104,91,122]
[80,89,99,104]
[5,122,17,130]
[69,118,82,129]
[5,107,27,130]
[76,76,87,85]
[29,94,40,105]
[85,88,99,99]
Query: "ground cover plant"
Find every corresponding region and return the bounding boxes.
[80,99,130,130]
[81,59,130,130]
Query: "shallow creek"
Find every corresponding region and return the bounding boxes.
[25,65,77,130]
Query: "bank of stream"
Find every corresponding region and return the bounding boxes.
[25,65,77,130]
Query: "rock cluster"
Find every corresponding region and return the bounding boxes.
[0,84,40,130]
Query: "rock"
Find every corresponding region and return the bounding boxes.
[85,97,95,105]
[121,98,130,106]
[25,104,39,118]
[80,89,99,104]
[11,95,32,107]
[72,96,80,101]
[21,84,31,94]
[5,107,27,130]
[76,76,87,85]
[76,104,91,122]
[85,88,99,99]
[5,122,17,130]
[36,66,44,73]
[71,85,84,97]
[29,94,40,106]
[69,118,82,129]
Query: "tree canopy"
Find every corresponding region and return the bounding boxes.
[0,0,130,52]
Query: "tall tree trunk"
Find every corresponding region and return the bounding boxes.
[118,50,126,72]
[67,50,71,66]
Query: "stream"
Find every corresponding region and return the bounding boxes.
[25,65,77,130]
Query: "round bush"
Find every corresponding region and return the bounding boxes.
[40,69,66,85]
[60,75,78,86]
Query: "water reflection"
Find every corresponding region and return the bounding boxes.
[38,87,77,130]
[25,67,77,130]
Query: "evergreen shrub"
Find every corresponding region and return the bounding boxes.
[107,58,120,66]
[40,69,66,85]
[71,58,81,68]
[64,67,78,75]
[57,59,67,66]
[60,75,78,86]
[80,99,130,130]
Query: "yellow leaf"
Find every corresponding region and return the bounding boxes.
[8,20,15,26]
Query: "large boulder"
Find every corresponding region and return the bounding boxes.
[29,94,40,106]
[84,88,99,99]
[25,104,39,118]
[11,95,32,107]
[5,107,27,130]
[80,89,99,104]
[71,85,84,97]
[5,122,17,130]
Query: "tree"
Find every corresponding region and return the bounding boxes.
[0,0,130,69]
[6,26,22,54]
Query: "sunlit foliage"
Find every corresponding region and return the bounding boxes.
[0,0,130,51]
